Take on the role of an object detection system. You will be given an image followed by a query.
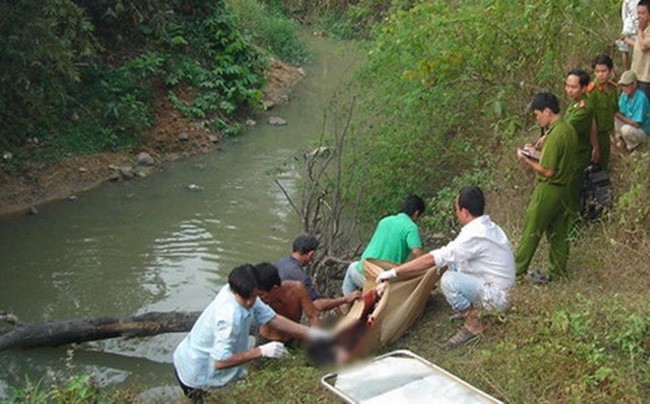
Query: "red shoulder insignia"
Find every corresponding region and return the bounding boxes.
[587,82,596,92]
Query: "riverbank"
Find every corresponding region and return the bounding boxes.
[0,58,303,218]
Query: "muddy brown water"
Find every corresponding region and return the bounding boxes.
[0,32,361,400]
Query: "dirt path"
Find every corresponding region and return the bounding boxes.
[0,58,303,218]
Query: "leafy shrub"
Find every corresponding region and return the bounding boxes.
[227,0,310,64]
[0,0,269,166]
[339,0,617,220]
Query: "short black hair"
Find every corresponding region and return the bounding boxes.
[401,194,425,216]
[592,54,613,70]
[458,186,485,217]
[255,262,281,291]
[292,234,319,254]
[639,0,650,12]
[567,68,590,87]
[530,92,560,114]
[228,264,259,299]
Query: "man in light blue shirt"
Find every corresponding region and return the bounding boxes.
[173,264,329,401]
[615,70,650,151]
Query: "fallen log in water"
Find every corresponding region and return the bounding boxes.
[0,311,200,352]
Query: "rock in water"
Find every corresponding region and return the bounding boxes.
[137,152,155,166]
[268,116,287,126]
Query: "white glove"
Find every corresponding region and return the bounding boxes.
[258,341,288,358]
[306,327,335,342]
[376,268,397,282]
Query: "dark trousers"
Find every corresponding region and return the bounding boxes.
[174,367,208,403]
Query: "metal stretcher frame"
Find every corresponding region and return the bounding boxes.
[320,350,502,403]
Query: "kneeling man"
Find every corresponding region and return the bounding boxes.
[377,186,515,347]
[173,264,328,401]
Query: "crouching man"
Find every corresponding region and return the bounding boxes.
[256,262,321,343]
[377,186,515,347]
[173,264,330,401]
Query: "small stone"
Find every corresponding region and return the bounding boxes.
[186,184,203,192]
[208,134,220,143]
[245,119,257,127]
[118,166,135,180]
[68,195,77,201]
[78,167,88,173]
[178,132,189,142]
[137,152,155,166]
[297,67,305,76]
[268,116,287,126]
[278,94,289,104]
[27,206,38,215]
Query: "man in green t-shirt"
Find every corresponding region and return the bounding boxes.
[341,194,425,294]
[515,92,578,283]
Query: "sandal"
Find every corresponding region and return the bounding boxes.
[447,326,478,348]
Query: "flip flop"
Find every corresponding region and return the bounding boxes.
[447,326,478,348]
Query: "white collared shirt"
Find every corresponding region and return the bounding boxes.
[431,215,515,306]
[173,285,276,388]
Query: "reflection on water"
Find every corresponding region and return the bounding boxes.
[0,31,361,398]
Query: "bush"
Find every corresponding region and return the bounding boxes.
[339,0,618,220]
[0,0,268,166]
[227,0,310,64]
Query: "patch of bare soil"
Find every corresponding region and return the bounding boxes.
[0,58,304,218]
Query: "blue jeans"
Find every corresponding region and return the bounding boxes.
[342,261,365,294]
[440,270,482,312]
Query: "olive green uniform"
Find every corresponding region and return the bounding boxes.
[515,118,577,279]
[564,98,594,214]
[586,81,618,170]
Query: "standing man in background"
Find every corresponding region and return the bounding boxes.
[618,0,638,70]
[562,68,599,215]
[515,92,577,283]
[587,54,618,170]
[625,0,650,101]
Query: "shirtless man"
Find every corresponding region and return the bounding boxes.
[256,262,320,342]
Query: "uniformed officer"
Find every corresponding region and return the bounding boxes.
[562,68,598,215]
[586,54,618,170]
[515,92,578,282]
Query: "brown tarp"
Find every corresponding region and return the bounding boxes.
[334,259,443,356]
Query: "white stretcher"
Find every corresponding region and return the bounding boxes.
[320,350,502,403]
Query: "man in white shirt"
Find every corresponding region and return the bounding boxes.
[173,264,330,401]
[377,186,515,347]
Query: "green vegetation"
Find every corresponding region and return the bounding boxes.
[227,0,310,64]
[4,0,648,402]
[0,0,308,171]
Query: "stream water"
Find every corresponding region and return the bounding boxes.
[0,32,361,400]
